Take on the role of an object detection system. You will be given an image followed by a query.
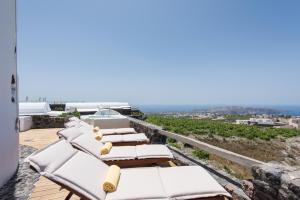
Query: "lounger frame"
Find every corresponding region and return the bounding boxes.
[102,157,172,167]
[108,141,149,146]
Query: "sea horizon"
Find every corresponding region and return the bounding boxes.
[135,104,300,116]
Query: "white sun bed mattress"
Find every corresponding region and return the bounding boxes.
[58,127,149,144]
[27,140,231,200]
[70,133,173,161]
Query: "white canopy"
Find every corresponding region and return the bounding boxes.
[65,102,131,112]
[19,102,51,116]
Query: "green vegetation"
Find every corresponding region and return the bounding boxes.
[168,142,182,149]
[131,111,144,116]
[166,138,182,149]
[146,115,300,140]
[60,110,81,118]
[50,104,65,111]
[167,138,177,143]
[192,149,210,160]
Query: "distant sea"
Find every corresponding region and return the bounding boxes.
[136,105,300,116]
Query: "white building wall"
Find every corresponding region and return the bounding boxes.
[0,0,18,187]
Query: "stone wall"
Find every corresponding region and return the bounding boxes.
[130,119,167,144]
[31,115,67,129]
[251,164,300,200]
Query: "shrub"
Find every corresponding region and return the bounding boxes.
[60,110,80,118]
[192,149,210,160]
[167,138,177,143]
[168,142,181,149]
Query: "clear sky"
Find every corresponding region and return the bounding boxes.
[18,0,300,105]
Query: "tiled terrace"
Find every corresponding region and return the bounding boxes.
[20,128,80,200]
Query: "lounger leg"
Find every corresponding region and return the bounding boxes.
[65,192,73,200]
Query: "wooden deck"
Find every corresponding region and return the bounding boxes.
[20,128,80,200]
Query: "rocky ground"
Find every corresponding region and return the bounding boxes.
[0,145,40,200]
[193,134,300,166]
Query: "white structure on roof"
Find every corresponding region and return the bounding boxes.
[81,109,130,128]
[19,116,33,132]
[0,0,18,187]
[65,102,131,113]
[19,102,51,115]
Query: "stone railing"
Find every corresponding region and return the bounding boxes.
[129,117,300,200]
[251,164,300,200]
[31,115,67,129]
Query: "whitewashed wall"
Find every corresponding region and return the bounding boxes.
[0,0,18,187]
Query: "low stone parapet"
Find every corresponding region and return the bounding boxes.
[130,118,167,144]
[252,163,300,200]
[31,115,67,129]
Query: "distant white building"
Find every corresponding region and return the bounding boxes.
[249,118,275,126]
[236,120,250,125]
[236,118,275,126]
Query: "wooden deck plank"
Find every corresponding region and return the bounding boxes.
[20,128,80,200]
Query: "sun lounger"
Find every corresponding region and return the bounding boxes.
[69,116,80,121]
[27,140,231,200]
[58,127,149,146]
[66,132,173,167]
[65,119,137,135]
[64,120,80,128]
[99,128,136,135]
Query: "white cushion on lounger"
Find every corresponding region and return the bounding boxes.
[101,133,148,143]
[105,167,168,200]
[114,128,136,134]
[70,133,171,161]
[58,127,83,142]
[28,140,76,173]
[100,146,137,161]
[65,120,79,128]
[100,128,136,135]
[121,133,149,142]
[101,135,124,143]
[52,151,108,200]
[136,145,174,159]
[69,116,80,121]
[77,123,94,134]
[159,166,230,199]
[71,134,104,159]
[71,132,137,161]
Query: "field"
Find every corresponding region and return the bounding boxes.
[146,115,300,140]
[147,115,300,178]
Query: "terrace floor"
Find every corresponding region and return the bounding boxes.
[20,128,80,200]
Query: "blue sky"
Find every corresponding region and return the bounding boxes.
[18,0,300,105]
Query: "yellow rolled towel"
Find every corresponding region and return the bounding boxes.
[102,165,120,192]
[93,126,100,133]
[100,142,112,155]
[95,133,103,141]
